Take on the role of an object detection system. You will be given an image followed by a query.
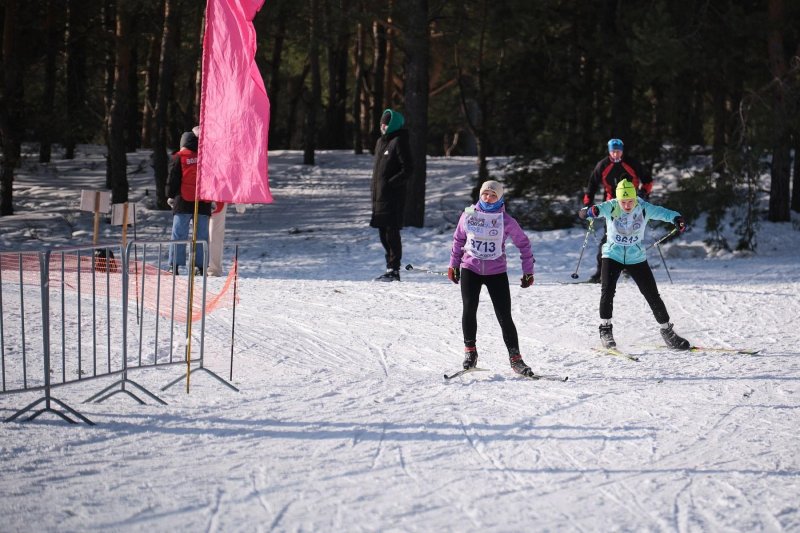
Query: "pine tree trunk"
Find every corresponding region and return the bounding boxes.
[402,0,428,228]
[324,0,350,149]
[191,5,204,124]
[65,0,89,160]
[711,88,727,175]
[607,1,632,142]
[767,0,791,222]
[383,2,395,108]
[107,2,132,204]
[267,2,288,147]
[103,0,116,187]
[352,18,365,155]
[370,19,386,150]
[792,134,800,213]
[153,0,178,210]
[0,0,21,216]
[126,35,140,153]
[454,0,492,194]
[39,0,59,163]
[143,4,166,146]
[303,0,321,165]
[769,140,791,222]
[140,29,161,150]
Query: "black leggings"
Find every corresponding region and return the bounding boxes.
[460,269,519,351]
[600,258,669,323]
[378,227,402,270]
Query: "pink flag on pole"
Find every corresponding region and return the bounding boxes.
[197,0,272,204]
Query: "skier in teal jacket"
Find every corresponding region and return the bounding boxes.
[578,179,690,351]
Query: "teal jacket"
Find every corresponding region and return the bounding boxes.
[593,199,680,265]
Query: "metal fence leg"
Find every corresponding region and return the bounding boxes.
[5,251,94,426]
[161,363,240,392]
[84,374,167,405]
[5,394,95,425]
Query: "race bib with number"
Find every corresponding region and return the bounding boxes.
[464,209,504,260]
[610,211,645,247]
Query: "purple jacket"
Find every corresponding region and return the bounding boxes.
[450,204,535,276]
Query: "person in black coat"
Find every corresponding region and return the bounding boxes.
[371,109,413,282]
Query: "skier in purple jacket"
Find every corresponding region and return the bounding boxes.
[448,180,536,376]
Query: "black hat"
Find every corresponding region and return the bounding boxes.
[179,131,197,149]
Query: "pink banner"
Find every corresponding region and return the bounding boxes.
[197,0,272,204]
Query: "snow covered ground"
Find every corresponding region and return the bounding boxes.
[1,146,799,532]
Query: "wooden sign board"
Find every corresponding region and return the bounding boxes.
[110,202,132,226]
[79,190,111,213]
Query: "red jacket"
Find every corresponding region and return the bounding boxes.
[583,155,652,206]
[167,147,212,216]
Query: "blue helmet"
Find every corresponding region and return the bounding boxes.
[607,138,624,152]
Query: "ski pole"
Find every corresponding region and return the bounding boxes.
[647,228,678,250]
[570,219,593,279]
[404,263,448,277]
[230,245,239,381]
[133,202,140,325]
[655,241,673,284]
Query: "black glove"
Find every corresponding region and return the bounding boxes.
[447,267,460,284]
[578,206,598,220]
[673,216,686,234]
[520,273,534,288]
[637,189,649,200]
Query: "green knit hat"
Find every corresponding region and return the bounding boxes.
[616,179,637,202]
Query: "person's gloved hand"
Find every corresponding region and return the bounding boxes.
[578,206,598,220]
[520,273,534,288]
[673,216,686,234]
[235,204,247,214]
[637,189,649,200]
[447,267,460,284]
[167,197,176,208]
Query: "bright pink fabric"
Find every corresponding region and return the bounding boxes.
[197,0,272,204]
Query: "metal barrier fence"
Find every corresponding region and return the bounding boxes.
[0,240,236,425]
[123,239,235,393]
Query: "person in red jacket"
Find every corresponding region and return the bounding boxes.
[582,138,653,282]
[166,130,212,275]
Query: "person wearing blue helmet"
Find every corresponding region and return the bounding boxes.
[582,138,653,283]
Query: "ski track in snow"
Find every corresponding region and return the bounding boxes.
[1,148,799,532]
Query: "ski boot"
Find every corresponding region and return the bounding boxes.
[660,323,690,350]
[509,350,534,377]
[375,269,400,282]
[462,347,478,370]
[599,323,616,349]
